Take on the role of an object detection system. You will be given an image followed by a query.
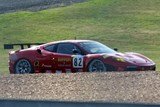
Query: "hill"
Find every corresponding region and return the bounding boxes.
[0,0,160,74]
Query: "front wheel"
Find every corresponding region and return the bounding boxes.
[88,59,106,72]
[14,59,33,74]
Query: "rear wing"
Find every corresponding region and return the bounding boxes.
[4,43,44,50]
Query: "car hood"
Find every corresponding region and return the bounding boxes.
[102,52,154,64]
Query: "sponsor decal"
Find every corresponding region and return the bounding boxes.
[58,64,71,67]
[34,61,39,67]
[42,64,52,68]
[72,55,84,68]
[115,58,125,62]
[58,58,71,62]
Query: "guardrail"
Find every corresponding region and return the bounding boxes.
[0,99,160,107]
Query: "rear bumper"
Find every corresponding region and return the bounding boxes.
[9,61,14,74]
[9,58,16,74]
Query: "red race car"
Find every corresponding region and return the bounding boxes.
[7,40,156,74]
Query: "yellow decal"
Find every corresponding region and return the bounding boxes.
[58,58,71,62]
[116,58,125,62]
[34,61,39,66]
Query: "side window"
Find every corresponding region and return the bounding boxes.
[44,45,55,52]
[57,43,81,55]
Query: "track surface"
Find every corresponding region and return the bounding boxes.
[0,0,85,14]
[0,71,160,104]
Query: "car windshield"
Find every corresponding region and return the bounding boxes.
[79,41,117,54]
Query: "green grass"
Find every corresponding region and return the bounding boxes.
[0,0,160,74]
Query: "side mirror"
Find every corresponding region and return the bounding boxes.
[37,49,42,54]
[114,48,118,51]
[72,49,79,54]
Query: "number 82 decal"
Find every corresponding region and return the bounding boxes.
[73,55,83,68]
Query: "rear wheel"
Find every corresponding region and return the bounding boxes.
[88,59,106,72]
[14,59,33,74]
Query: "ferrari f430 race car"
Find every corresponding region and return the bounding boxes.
[6,40,156,74]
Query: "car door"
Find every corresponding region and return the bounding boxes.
[39,44,57,73]
[51,43,84,73]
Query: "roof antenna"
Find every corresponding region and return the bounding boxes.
[75,36,77,40]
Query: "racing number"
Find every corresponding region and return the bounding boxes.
[74,57,82,66]
[73,55,83,68]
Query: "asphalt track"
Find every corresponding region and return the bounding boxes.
[0,71,160,104]
[0,0,85,14]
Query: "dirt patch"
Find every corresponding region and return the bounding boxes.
[0,0,86,14]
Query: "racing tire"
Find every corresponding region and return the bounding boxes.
[14,59,34,74]
[88,59,106,72]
